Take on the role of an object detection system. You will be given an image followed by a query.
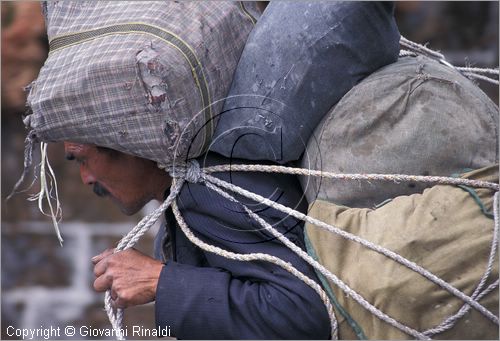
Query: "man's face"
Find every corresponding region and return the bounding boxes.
[64,142,170,215]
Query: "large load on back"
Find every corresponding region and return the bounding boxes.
[305,166,498,339]
[300,55,499,339]
[300,55,498,208]
[24,1,257,166]
[210,1,400,164]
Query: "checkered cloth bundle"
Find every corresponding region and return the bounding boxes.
[25,1,257,166]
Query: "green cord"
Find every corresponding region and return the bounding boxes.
[304,231,367,340]
[457,185,494,219]
[451,170,494,220]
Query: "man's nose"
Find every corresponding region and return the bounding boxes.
[80,165,96,185]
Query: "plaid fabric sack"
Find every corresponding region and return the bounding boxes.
[24,1,257,166]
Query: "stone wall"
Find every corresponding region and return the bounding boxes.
[1,2,47,113]
[2,220,162,340]
[1,3,162,337]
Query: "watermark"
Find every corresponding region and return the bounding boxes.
[173,96,322,244]
[5,326,60,340]
[5,325,171,339]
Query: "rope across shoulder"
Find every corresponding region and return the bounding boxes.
[103,160,499,340]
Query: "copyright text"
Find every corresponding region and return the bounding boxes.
[6,325,171,339]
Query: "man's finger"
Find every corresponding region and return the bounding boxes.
[91,248,115,265]
[93,274,112,292]
[93,258,107,277]
[113,297,127,310]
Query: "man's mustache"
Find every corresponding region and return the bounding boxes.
[93,183,110,197]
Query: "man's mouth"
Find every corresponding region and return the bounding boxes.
[93,182,110,197]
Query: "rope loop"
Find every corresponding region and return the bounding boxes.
[99,160,499,339]
[94,34,499,339]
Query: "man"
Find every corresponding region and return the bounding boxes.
[23,1,399,338]
[64,142,331,339]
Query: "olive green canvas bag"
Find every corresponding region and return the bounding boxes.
[305,165,498,339]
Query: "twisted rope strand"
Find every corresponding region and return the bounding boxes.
[203,181,341,338]
[204,180,427,339]
[456,67,499,75]
[6,132,35,201]
[118,180,183,250]
[104,179,185,338]
[102,31,499,338]
[399,49,417,57]
[424,281,499,337]
[104,160,499,339]
[398,38,499,86]
[400,36,445,60]
[203,172,499,324]
[170,185,339,339]
[104,291,125,340]
[423,191,499,337]
[462,72,500,85]
[202,164,500,191]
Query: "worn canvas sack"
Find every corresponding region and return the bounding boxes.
[305,165,499,339]
[24,1,257,166]
[300,55,499,207]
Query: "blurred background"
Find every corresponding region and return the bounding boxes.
[1,1,498,339]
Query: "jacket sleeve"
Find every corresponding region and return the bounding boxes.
[155,165,331,339]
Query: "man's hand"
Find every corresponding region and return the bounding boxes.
[92,248,163,309]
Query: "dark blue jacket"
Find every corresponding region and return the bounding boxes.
[154,153,330,339]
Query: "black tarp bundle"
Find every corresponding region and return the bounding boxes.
[210,1,401,163]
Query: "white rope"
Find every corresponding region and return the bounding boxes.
[170,184,339,340]
[399,49,417,57]
[202,170,499,324]
[203,180,427,339]
[104,161,499,339]
[399,36,500,86]
[424,279,500,337]
[456,67,499,75]
[116,180,183,250]
[462,72,500,85]
[104,179,184,339]
[400,35,445,60]
[104,291,125,340]
[6,132,36,201]
[202,164,500,191]
[423,191,500,337]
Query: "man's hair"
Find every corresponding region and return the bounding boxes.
[96,146,121,159]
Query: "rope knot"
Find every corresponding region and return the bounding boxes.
[169,160,202,183]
